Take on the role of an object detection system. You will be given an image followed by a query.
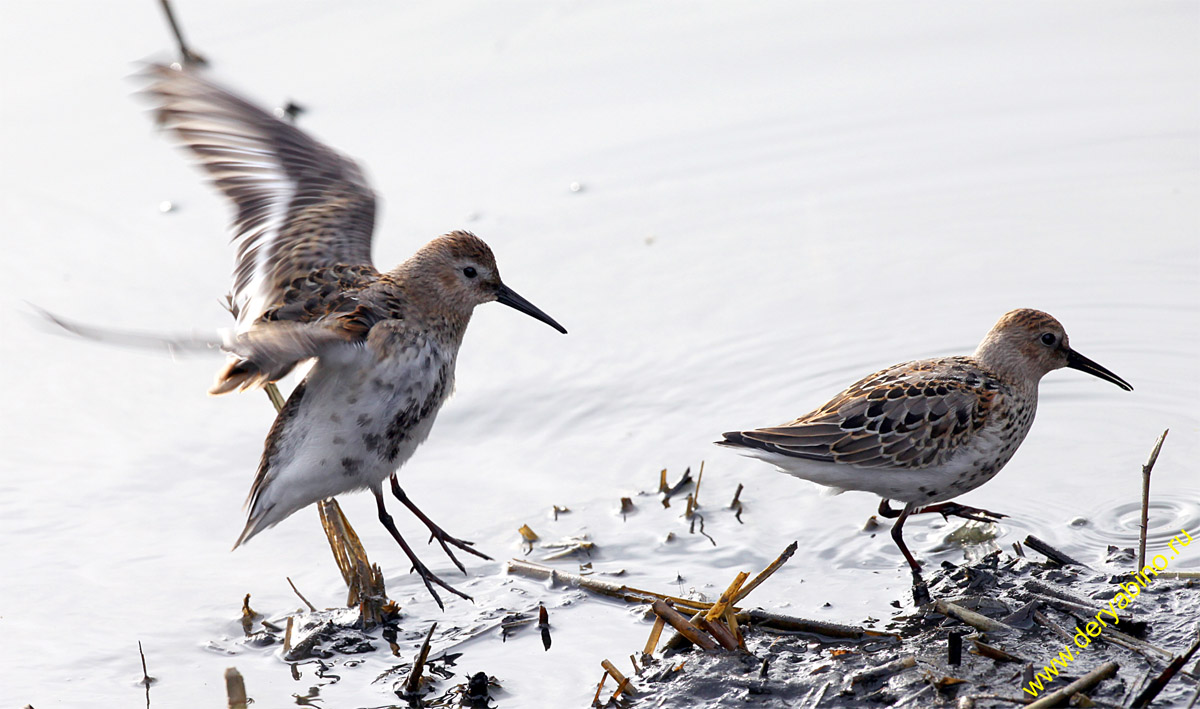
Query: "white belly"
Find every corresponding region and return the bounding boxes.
[242,338,453,540]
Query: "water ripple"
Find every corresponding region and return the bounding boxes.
[1072,492,1200,553]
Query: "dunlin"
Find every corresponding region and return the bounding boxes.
[142,63,567,607]
[718,309,1131,574]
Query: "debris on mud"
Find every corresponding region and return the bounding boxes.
[580,543,1199,708]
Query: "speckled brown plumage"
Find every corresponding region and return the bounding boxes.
[734,357,1005,471]
[719,308,1132,573]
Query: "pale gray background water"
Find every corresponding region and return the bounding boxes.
[2,1,1197,706]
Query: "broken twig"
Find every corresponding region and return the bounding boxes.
[643,615,666,656]
[706,571,748,622]
[507,559,717,614]
[934,599,1015,635]
[849,655,916,685]
[736,609,894,640]
[601,658,637,696]
[652,600,718,651]
[971,638,1025,663]
[733,541,798,603]
[1024,535,1086,568]
[695,616,740,651]
[286,576,317,613]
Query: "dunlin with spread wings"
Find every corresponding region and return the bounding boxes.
[143,63,566,607]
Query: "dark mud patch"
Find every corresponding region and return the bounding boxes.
[625,549,1199,708]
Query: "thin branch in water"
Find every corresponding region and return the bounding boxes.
[286,576,317,613]
[590,669,608,707]
[1138,429,1169,572]
[138,641,154,708]
[692,461,705,506]
[283,616,294,655]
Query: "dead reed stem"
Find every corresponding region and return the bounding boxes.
[695,616,739,650]
[734,609,889,640]
[224,667,248,709]
[724,607,744,649]
[732,541,798,603]
[1026,660,1118,709]
[590,671,607,707]
[706,571,748,622]
[1138,430,1169,573]
[1023,535,1086,568]
[651,600,718,651]
[601,658,637,696]
[286,576,317,613]
[643,615,666,655]
[318,499,386,624]
[404,622,437,697]
[935,599,1016,634]
[506,559,720,614]
[282,616,294,655]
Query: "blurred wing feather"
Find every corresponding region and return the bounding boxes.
[211,319,364,395]
[141,63,377,328]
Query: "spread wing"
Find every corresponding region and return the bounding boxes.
[720,357,1001,469]
[141,63,378,329]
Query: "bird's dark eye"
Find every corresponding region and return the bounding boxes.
[463,267,477,279]
[1040,333,1057,346]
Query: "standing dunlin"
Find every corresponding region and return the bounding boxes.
[718,309,1131,577]
[142,64,567,607]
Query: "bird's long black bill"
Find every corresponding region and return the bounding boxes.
[1066,348,1132,391]
[496,285,567,334]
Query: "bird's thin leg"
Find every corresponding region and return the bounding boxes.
[890,502,923,572]
[373,488,471,610]
[389,474,493,575]
[878,499,902,519]
[918,501,1007,523]
[891,502,931,605]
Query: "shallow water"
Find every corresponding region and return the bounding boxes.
[2,1,1197,707]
